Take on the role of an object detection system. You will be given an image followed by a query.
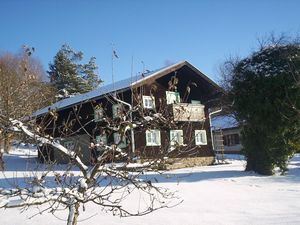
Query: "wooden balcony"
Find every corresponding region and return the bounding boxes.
[172,103,205,122]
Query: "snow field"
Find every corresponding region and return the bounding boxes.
[0,148,299,225]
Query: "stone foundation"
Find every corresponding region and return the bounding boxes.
[163,156,215,170]
[137,156,215,170]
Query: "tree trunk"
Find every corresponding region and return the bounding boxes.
[72,203,80,225]
[3,132,11,154]
[0,136,3,170]
[245,154,255,171]
[0,152,4,171]
[67,203,80,225]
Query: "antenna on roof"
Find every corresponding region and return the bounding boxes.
[141,60,145,72]
[141,61,145,77]
[111,44,119,94]
[130,55,134,84]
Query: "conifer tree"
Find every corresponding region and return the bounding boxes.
[48,44,102,98]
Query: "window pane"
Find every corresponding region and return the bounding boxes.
[153,132,157,144]
[234,134,240,145]
[146,130,161,146]
[94,108,103,122]
[191,100,201,104]
[166,91,180,104]
[195,130,207,145]
[143,96,155,109]
[147,132,151,143]
[170,130,183,145]
[113,104,123,118]
[96,134,107,145]
[64,141,75,150]
[113,133,127,148]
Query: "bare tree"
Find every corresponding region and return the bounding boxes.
[0,47,55,169]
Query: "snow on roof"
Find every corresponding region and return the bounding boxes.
[211,115,238,130]
[33,61,186,116]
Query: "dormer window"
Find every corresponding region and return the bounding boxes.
[143,95,155,109]
[166,91,180,104]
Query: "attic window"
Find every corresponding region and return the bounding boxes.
[166,91,180,104]
[195,130,207,145]
[143,95,155,109]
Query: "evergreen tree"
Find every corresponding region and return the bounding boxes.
[223,36,300,175]
[48,44,102,98]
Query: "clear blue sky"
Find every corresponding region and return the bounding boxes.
[1,0,300,84]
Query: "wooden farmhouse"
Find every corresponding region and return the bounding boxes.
[34,61,223,167]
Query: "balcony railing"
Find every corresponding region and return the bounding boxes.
[172,103,205,122]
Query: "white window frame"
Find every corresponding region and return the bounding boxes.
[146,130,161,146]
[96,134,107,145]
[166,91,180,104]
[170,130,184,146]
[112,104,123,118]
[94,107,104,122]
[195,130,207,145]
[191,100,201,104]
[113,132,127,148]
[142,95,155,109]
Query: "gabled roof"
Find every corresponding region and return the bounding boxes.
[33,61,221,116]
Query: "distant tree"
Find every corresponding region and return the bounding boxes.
[48,44,102,98]
[222,35,300,175]
[0,47,55,169]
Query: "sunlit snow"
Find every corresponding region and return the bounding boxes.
[0,146,299,225]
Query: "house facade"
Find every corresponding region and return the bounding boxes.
[35,61,223,166]
[212,115,242,154]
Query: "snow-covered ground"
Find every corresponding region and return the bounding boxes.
[0,147,300,225]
